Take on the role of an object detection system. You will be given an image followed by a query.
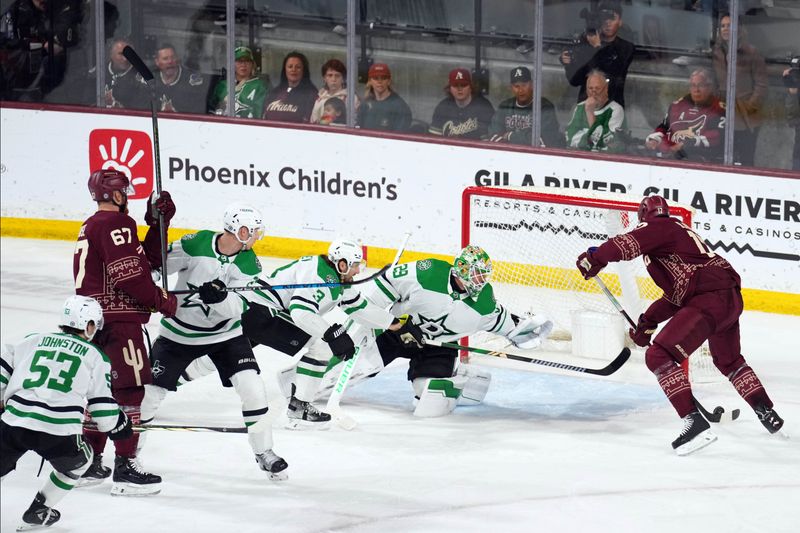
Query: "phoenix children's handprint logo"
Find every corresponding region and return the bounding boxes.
[89,129,154,200]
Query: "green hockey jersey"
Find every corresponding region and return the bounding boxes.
[160,231,262,345]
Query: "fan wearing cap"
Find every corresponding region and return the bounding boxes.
[357,62,412,132]
[149,43,209,114]
[428,68,494,140]
[488,66,562,147]
[559,0,634,107]
[263,51,318,123]
[209,46,268,119]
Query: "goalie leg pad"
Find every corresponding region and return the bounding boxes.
[455,364,492,405]
[412,374,468,418]
[313,341,385,402]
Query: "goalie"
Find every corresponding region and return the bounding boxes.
[319,245,553,417]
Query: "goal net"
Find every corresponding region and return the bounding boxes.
[462,186,717,382]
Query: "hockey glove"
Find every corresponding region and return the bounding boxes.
[108,411,133,441]
[629,314,658,347]
[198,279,228,304]
[155,288,178,318]
[576,247,607,279]
[323,323,356,361]
[395,315,425,349]
[144,191,176,227]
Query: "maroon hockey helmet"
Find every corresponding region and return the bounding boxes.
[638,195,670,222]
[87,169,132,202]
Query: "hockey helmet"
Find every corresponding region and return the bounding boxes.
[60,295,104,335]
[223,203,265,244]
[327,238,364,275]
[638,195,670,223]
[452,245,492,297]
[87,169,134,202]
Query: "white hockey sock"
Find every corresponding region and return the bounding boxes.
[230,370,273,454]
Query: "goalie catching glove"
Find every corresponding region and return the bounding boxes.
[108,411,133,441]
[323,323,356,361]
[393,315,425,349]
[507,313,553,350]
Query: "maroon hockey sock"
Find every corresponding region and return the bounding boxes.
[731,366,772,409]
[83,427,109,455]
[654,362,695,418]
[114,387,144,458]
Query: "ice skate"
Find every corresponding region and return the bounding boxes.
[754,404,784,434]
[110,456,162,496]
[672,410,717,456]
[255,450,289,481]
[16,493,60,531]
[76,453,111,487]
[286,396,331,430]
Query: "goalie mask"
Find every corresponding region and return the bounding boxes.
[328,238,364,276]
[223,204,265,245]
[453,245,492,297]
[60,295,104,339]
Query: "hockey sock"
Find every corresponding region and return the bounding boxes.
[42,443,93,507]
[82,411,109,455]
[652,360,695,418]
[294,356,328,402]
[730,365,773,409]
[230,370,273,453]
[113,387,144,458]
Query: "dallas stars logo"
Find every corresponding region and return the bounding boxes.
[416,313,456,339]
[182,282,212,317]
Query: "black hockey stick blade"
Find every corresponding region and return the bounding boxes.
[122,45,154,82]
[695,397,741,424]
[136,423,247,433]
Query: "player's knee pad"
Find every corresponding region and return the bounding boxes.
[412,375,468,418]
[714,356,747,378]
[140,384,168,424]
[652,307,714,363]
[644,342,678,373]
[230,370,269,427]
[179,355,217,385]
[50,443,93,481]
[455,364,492,405]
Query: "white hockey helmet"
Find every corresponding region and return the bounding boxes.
[327,238,364,275]
[223,203,265,244]
[60,295,104,335]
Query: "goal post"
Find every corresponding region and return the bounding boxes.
[460,186,717,381]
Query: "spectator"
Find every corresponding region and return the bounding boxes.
[310,58,357,124]
[357,62,412,132]
[150,43,208,114]
[784,66,800,171]
[645,68,725,163]
[711,13,768,166]
[488,66,562,148]
[104,38,145,109]
[262,50,318,123]
[0,0,82,101]
[428,67,495,140]
[208,46,267,118]
[565,69,625,152]
[559,0,634,107]
[319,97,346,126]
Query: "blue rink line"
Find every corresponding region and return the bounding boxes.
[344,361,666,421]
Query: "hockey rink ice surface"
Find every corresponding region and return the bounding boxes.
[1,237,799,533]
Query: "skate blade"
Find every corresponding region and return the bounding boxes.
[267,471,288,482]
[75,477,107,488]
[110,482,162,496]
[675,430,718,456]
[285,419,331,431]
[16,523,50,532]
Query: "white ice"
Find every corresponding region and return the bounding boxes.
[1,237,799,533]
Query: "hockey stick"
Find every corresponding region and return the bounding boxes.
[590,274,740,423]
[326,232,413,430]
[428,340,631,376]
[85,421,247,434]
[122,45,168,291]
[171,263,394,295]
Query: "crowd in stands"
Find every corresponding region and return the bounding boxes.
[1,0,797,169]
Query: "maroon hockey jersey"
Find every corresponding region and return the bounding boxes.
[648,95,725,162]
[594,216,740,308]
[74,210,167,324]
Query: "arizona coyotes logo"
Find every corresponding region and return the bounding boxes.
[122,339,145,386]
[670,116,706,143]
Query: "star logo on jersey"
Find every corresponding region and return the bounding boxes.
[181,282,212,317]
[416,313,456,339]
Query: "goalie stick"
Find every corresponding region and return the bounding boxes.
[121,45,168,291]
[428,340,631,376]
[325,232,413,430]
[590,274,740,423]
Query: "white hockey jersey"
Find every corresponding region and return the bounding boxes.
[160,230,262,346]
[349,258,518,343]
[252,255,393,339]
[1,332,119,436]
